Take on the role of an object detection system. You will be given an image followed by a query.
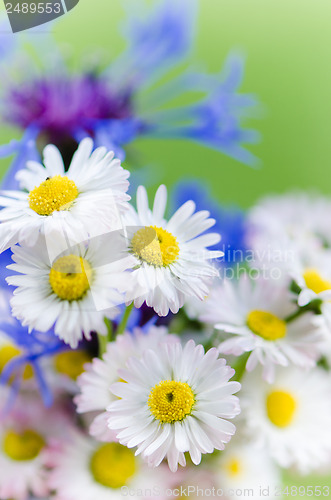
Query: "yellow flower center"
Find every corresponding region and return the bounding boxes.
[54,350,92,380]
[0,344,33,380]
[148,380,195,424]
[246,310,287,341]
[3,429,44,461]
[28,175,78,216]
[131,226,179,267]
[266,390,297,428]
[90,443,136,489]
[303,269,331,294]
[49,255,92,301]
[225,458,242,477]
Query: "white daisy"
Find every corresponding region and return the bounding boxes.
[0,138,130,256]
[75,326,179,441]
[247,191,331,271]
[39,348,93,396]
[213,440,280,500]
[200,275,325,383]
[119,184,222,316]
[6,233,130,348]
[0,390,70,500]
[241,366,331,474]
[0,331,35,384]
[107,339,241,472]
[291,250,331,328]
[48,429,171,500]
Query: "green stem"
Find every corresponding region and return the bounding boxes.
[285,299,322,323]
[98,332,108,358]
[117,303,134,335]
[231,352,250,382]
[104,317,114,342]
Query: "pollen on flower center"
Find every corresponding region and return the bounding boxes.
[54,350,92,380]
[28,175,78,216]
[246,310,287,341]
[131,226,179,267]
[266,390,297,428]
[303,269,331,294]
[148,380,195,424]
[3,429,45,461]
[0,344,33,380]
[49,255,92,301]
[90,443,136,489]
[225,458,242,477]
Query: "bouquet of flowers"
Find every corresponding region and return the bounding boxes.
[0,2,330,500]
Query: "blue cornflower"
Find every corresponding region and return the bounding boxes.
[171,180,248,265]
[0,288,65,407]
[0,0,259,189]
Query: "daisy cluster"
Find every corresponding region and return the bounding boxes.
[1,138,331,500]
[0,1,331,500]
[0,135,241,498]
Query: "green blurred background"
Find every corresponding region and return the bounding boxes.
[1,0,331,209]
[0,0,331,493]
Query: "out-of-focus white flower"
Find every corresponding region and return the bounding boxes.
[0,390,70,500]
[48,429,172,500]
[213,440,280,500]
[241,366,331,474]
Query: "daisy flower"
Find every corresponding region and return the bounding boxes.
[120,184,222,316]
[0,288,65,406]
[107,340,241,472]
[0,331,34,384]
[0,137,130,254]
[48,429,172,500]
[0,390,70,500]
[246,193,331,277]
[38,348,94,397]
[6,233,130,348]
[75,326,179,441]
[247,192,331,258]
[201,275,325,383]
[213,440,280,500]
[240,366,331,474]
[291,250,331,327]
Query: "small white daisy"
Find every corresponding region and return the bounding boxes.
[200,275,325,383]
[48,429,171,500]
[6,233,130,348]
[291,250,331,327]
[119,184,222,316]
[0,331,35,384]
[39,348,93,396]
[212,438,280,500]
[107,339,241,472]
[75,326,179,441]
[0,138,130,254]
[0,390,70,500]
[247,192,331,270]
[241,366,331,474]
